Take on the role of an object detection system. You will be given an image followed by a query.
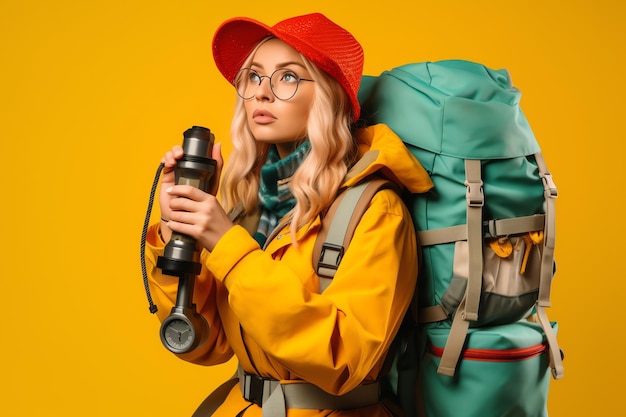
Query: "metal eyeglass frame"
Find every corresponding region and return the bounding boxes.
[234,68,315,101]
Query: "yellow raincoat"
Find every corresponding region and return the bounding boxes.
[145,124,433,416]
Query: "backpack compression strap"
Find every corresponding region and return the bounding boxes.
[534,152,564,379]
[436,159,484,376]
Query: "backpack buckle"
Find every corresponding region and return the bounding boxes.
[465,180,484,207]
[242,372,277,406]
[317,243,345,278]
[541,173,558,198]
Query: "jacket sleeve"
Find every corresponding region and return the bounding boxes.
[206,189,417,395]
[144,223,233,365]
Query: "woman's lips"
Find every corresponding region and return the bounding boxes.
[252,109,277,124]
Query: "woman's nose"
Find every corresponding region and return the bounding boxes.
[254,76,274,101]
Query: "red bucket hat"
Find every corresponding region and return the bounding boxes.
[212,13,364,121]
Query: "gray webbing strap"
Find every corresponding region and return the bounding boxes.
[462,159,483,322]
[417,214,546,247]
[418,304,449,323]
[238,367,381,417]
[314,178,392,293]
[436,159,483,376]
[535,152,557,307]
[536,304,565,379]
[437,299,472,377]
[483,215,545,238]
[191,374,239,416]
[418,225,469,247]
[534,152,564,379]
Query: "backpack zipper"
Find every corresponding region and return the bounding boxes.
[428,342,547,362]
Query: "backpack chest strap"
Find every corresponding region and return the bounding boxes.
[238,367,381,416]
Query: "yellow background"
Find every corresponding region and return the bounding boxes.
[1,0,622,416]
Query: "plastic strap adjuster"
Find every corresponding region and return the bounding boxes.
[317,243,345,276]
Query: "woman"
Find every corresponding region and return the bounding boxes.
[145,12,433,416]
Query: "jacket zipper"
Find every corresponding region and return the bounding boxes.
[429,342,548,362]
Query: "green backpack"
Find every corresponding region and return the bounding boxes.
[315,60,564,417]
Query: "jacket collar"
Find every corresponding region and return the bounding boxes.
[342,124,433,193]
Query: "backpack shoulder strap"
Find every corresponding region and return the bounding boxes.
[191,372,239,417]
[313,178,396,293]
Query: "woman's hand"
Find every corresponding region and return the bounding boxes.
[165,183,233,252]
[159,145,184,227]
[159,143,229,251]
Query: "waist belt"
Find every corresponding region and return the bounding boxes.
[238,367,381,417]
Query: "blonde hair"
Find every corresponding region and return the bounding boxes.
[220,37,359,240]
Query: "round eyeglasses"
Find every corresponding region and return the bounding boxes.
[234,68,315,101]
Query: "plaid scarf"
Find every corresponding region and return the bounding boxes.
[255,141,311,246]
